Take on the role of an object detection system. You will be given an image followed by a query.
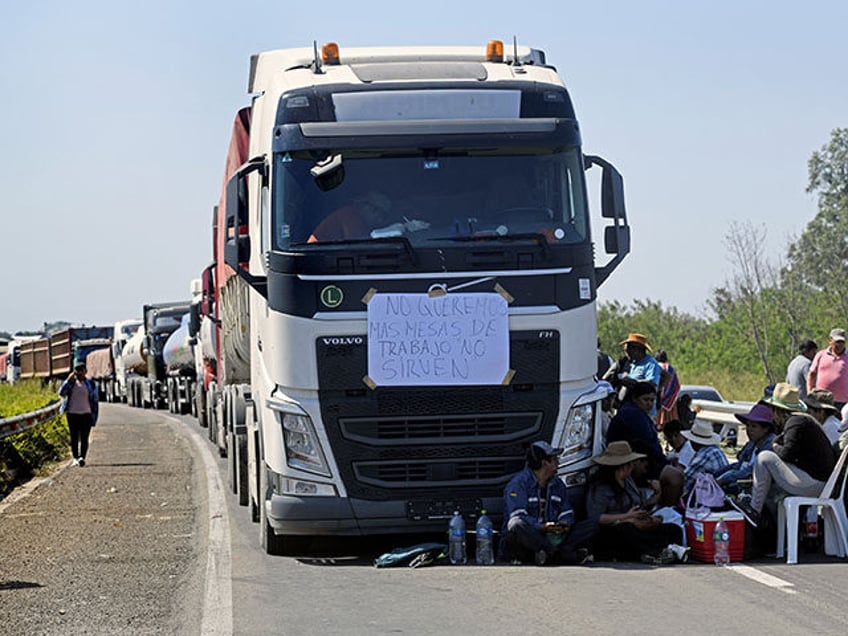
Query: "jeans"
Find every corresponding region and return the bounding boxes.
[750,450,824,513]
[67,412,94,460]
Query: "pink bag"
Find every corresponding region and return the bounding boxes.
[686,472,726,518]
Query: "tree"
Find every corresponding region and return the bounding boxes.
[786,128,848,320]
[709,221,784,383]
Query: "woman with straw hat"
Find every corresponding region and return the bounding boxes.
[586,441,689,565]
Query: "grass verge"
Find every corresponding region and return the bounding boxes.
[0,380,69,498]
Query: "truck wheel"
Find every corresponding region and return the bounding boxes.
[236,435,248,506]
[188,381,197,417]
[249,430,260,523]
[196,384,207,428]
[259,466,287,556]
[207,386,218,443]
[168,379,177,413]
[227,430,238,494]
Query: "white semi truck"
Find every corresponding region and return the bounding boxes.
[209,40,630,554]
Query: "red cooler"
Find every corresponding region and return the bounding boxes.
[685,510,745,563]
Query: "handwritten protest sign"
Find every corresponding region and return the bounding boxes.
[367,292,509,386]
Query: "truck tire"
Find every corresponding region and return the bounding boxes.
[236,434,248,506]
[227,430,238,494]
[206,385,218,443]
[249,430,261,523]
[188,380,197,417]
[166,378,175,413]
[178,380,190,415]
[196,383,207,427]
[258,465,287,556]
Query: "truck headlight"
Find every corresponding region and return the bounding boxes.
[281,412,331,477]
[559,403,594,463]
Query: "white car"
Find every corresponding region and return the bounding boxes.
[679,385,753,444]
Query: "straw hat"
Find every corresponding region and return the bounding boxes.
[618,333,652,351]
[681,419,722,446]
[762,382,807,413]
[592,441,646,466]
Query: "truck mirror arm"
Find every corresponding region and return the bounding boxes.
[584,154,630,286]
[224,156,268,298]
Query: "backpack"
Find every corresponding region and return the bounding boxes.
[373,542,448,568]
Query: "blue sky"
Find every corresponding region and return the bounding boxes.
[1,1,846,332]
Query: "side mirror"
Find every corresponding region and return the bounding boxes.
[188,303,201,338]
[585,154,630,286]
[223,156,267,297]
[310,154,345,191]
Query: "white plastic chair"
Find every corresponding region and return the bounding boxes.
[776,445,848,564]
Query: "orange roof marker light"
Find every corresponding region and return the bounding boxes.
[486,40,504,63]
[322,42,340,65]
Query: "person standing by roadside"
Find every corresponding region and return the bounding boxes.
[655,350,681,429]
[58,361,99,466]
[613,333,662,419]
[808,329,848,409]
[785,339,817,399]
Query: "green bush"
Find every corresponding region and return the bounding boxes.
[0,381,69,497]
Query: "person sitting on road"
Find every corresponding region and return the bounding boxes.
[680,419,729,495]
[585,441,689,565]
[500,441,597,566]
[606,379,668,480]
[715,402,775,494]
[803,388,842,445]
[662,418,695,476]
[307,191,393,243]
[676,393,696,429]
[736,383,836,527]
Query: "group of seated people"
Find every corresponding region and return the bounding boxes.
[499,379,845,566]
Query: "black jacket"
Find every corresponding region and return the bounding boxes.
[774,414,836,482]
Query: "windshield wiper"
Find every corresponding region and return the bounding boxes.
[300,236,418,264]
[427,232,551,257]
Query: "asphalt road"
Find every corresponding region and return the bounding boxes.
[2,405,848,635]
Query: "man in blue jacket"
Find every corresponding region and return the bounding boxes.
[500,441,597,565]
[58,361,99,466]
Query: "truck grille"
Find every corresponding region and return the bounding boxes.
[316,329,560,500]
[340,412,541,445]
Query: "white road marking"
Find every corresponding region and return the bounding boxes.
[727,564,796,594]
[166,416,234,635]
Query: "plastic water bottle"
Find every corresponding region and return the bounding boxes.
[475,510,494,565]
[448,510,467,565]
[713,517,730,566]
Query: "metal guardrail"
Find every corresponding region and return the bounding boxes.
[0,400,62,441]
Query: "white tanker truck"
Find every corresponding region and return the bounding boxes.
[126,301,190,409]
[163,313,197,416]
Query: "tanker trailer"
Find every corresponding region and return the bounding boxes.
[123,326,148,407]
[163,313,196,415]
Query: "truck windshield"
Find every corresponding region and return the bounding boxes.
[271,147,588,249]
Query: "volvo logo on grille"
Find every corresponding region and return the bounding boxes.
[320,285,344,308]
[322,336,363,346]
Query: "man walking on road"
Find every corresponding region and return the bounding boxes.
[786,339,817,399]
[808,329,848,409]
